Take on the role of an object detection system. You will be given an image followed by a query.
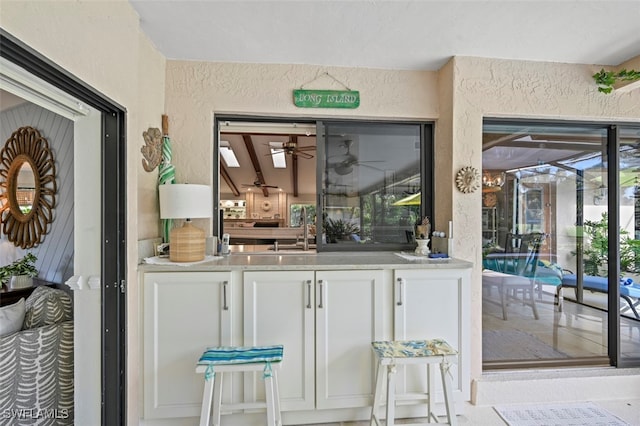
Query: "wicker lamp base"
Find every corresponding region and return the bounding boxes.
[170,221,205,262]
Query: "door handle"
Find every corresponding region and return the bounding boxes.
[318,279,324,308]
[397,277,404,306]
[306,280,312,309]
[223,280,229,310]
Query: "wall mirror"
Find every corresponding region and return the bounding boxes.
[0,126,56,249]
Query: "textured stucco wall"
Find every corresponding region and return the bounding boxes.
[164,61,438,231]
[451,56,640,382]
[1,1,166,423]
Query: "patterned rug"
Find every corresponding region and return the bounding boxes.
[494,402,630,425]
[483,329,569,361]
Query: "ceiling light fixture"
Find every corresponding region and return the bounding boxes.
[482,170,506,187]
[220,141,240,167]
[268,142,287,168]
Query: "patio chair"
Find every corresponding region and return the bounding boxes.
[482,233,545,320]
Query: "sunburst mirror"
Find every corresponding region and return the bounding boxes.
[0,126,56,249]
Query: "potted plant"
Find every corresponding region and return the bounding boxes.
[323,218,360,243]
[0,253,38,289]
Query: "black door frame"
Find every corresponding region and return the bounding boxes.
[1,30,127,424]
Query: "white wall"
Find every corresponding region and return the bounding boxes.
[1,2,166,423]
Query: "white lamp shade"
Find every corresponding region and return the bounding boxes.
[159,184,212,219]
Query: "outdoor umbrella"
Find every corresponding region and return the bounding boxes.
[392,192,421,206]
[158,115,176,242]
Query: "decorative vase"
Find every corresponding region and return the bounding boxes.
[415,239,430,256]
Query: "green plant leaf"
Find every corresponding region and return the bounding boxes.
[593,68,640,94]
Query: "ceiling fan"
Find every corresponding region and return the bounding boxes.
[268,140,316,159]
[241,178,278,189]
[328,139,383,175]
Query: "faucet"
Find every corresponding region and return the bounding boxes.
[301,206,309,251]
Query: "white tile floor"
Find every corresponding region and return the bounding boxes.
[306,398,640,425]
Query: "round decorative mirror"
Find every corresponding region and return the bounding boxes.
[0,126,56,249]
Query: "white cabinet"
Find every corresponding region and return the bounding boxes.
[243,270,316,411]
[243,269,385,412]
[315,270,385,409]
[393,268,471,403]
[143,272,234,419]
[141,264,471,424]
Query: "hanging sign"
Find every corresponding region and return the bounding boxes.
[293,89,360,109]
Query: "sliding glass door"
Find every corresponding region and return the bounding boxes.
[618,125,640,365]
[481,120,638,368]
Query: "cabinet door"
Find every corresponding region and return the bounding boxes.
[244,270,316,411]
[143,272,233,419]
[315,270,385,409]
[393,269,470,403]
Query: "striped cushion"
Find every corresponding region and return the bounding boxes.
[198,345,283,366]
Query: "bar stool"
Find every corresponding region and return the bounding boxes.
[370,339,458,426]
[196,344,283,426]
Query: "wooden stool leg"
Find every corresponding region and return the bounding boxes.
[199,373,215,426]
[272,370,282,426]
[264,374,276,426]
[439,361,457,426]
[370,360,385,425]
[427,363,435,423]
[212,372,224,426]
[386,364,397,426]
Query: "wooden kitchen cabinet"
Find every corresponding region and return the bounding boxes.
[140,259,471,425]
[243,270,316,411]
[314,270,385,409]
[393,268,471,404]
[243,269,385,412]
[143,272,234,419]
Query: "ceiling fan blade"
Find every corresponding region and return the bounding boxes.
[296,146,316,151]
[295,151,314,159]
[358,163,384,171]
[262,184,279,188]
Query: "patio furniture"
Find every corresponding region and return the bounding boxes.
[482,233,546,320]
[559,274,640,319]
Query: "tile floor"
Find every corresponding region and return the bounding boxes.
[305,398,640,425]
[482,285,640,362]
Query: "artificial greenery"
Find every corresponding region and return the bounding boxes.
[0,253,38,285]
[323,218,360,243]
[593,68,640,94]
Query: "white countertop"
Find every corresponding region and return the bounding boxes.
[139,250,473,272]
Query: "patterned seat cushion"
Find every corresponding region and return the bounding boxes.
[23,286,73,330]
[198,345,284,366]
[372,339,457,359]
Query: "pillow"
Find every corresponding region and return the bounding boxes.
[0,297,26,337]
[23,286,72,329]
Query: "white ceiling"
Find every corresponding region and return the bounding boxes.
[128,1,640,197]
[129,1,640,70]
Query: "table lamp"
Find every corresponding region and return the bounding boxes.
[159,183,212,262]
